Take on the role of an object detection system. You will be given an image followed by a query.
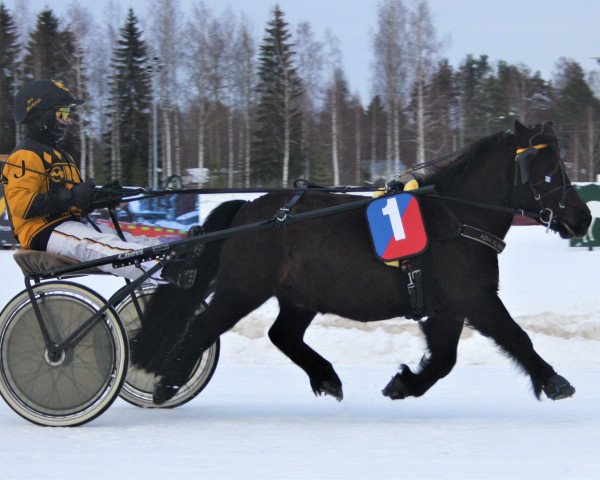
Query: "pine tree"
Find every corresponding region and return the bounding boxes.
[252,6,304,186]
[552,60,600,181]
[455,54,492,143]
[21,9,81,155]
[0,3,19,153]
[106,9,151,186]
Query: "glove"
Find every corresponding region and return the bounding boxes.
[71,178,96,211]
[385,179,405,193]
[91,179,124,209]
[102,179,122,190]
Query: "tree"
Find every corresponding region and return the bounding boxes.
[252,6,303,186]
[455,54,493,144]
[295,21,325,179]
[422,59,456,154]
[106,9,151,185]
[372,0,408,176]
[552,59,600,181]
[65,3,96,179]
[407,0,439,164]
[148,0,185,181]
[232,16,256,187]
[184,0,212,183]
[0,3,19,153]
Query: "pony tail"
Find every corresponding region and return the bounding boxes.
[130,200,248,372]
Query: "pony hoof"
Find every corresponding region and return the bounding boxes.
[317,381,344,401]
[382,373,409,400]
[153,379,180,405]
[543,374,576,400]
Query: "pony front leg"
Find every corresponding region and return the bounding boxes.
[464,294,574,400]
[383,312,464,399]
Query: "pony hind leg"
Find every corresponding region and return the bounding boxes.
[464,295,573,400]
[268,300,343,401]
[383,312,464,399]
[153,288,270,404]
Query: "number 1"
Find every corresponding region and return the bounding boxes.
[382,197,406,240]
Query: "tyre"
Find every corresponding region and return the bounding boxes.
[0,282,128,427]
[115,284,220,409]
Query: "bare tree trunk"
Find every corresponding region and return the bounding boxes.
[416,78,425,164]
[244,108,251,187]
[371,110,377,163]
[197,102,206,173]
[393,103,400,172]
[162,109,172,179]
[74,52,87,177]
[282,69,290,186]
[355,105,362,185]
[331,91,340,185]
[386,110,393,178]
[227,107,234,188]
[174,111,181,176]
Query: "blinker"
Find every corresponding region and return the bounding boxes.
[514,147,538,185]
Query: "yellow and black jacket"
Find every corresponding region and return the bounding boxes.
[0,136,83,249]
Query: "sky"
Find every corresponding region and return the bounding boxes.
[10,0,600,100]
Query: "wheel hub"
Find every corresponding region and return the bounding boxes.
[44,347,66,366]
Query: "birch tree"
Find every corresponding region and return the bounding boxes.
[65,3,100,178]
[184,1,211,180]
[148,0,184,180]
[407,0,438,164]
[295,21,324,178]
[232,16,256,187]
[373,0,407,176]
[324,30,343,185]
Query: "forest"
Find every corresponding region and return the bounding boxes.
[1,0,599,188]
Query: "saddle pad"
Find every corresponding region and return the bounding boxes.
[366,193,428,261]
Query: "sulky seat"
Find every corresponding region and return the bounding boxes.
[13,250,103,276]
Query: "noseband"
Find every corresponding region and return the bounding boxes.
[514,143,572,233]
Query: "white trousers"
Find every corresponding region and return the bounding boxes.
[46,220,165,284]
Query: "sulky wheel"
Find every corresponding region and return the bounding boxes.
[115,284,220,409]
[0,282,128,427]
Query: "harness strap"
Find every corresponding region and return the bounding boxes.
[429,196,508,254]
[401,259,424,320]
[275,184,309,221]
[459,225,506,254]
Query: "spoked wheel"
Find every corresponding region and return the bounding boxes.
[0,282,128,427]
[115,284,220,409]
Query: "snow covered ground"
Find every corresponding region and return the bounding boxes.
[0,225,599,479]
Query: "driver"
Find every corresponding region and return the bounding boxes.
[0,79,198,289]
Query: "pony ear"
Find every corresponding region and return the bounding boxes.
[543,121,556,137]
[514,120,530,146]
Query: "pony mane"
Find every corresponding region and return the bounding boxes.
[420,131,512,187]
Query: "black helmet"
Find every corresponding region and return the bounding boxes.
[14,79,84,125]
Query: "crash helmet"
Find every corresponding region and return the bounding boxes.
[13,79,84,143]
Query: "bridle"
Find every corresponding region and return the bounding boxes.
[513,142,573,234]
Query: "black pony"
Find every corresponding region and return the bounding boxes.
[133,121,591,405]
